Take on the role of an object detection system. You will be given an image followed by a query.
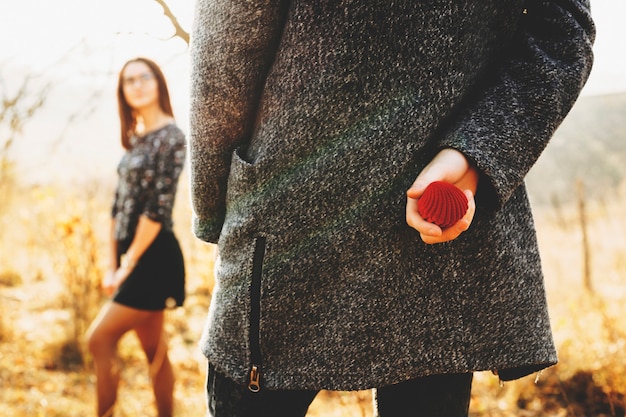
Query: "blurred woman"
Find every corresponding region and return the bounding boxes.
[86,57,186,417]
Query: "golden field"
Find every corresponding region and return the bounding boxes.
[1,173,625,417]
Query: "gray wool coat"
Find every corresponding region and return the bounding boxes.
[189,0,595,391]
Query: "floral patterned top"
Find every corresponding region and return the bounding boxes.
[111,123,186,241]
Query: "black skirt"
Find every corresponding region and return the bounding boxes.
[113,230,185,311]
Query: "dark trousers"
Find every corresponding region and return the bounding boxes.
[206,363,473,417]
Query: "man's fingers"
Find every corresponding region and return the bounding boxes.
[414,189,475,244]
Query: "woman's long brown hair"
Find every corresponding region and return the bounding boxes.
[117,57,174,150]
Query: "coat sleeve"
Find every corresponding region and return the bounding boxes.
[188,0,288,243]
[439,0,595,211]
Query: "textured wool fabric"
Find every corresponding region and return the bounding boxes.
[189,0,595,391]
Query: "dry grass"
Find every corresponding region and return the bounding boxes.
[1,176,625,416]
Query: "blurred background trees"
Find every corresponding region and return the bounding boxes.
[0,75,48,215]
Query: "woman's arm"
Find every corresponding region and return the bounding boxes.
[108,218,118,270]
[103,215,162,296]
[119,215,162,267]
[142,130,186,226]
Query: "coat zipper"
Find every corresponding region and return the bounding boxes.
[248,236,266,393]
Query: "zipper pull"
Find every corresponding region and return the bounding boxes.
[248,365,261,393]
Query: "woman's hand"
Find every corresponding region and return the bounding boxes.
[102,266,132,297]
[406,148,479,244]
[102,269,118,297]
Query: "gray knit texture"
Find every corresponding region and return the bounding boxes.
[189,0,595,390]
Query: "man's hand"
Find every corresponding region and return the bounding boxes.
[406,148,479,244]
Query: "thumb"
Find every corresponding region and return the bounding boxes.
[407,148,470,199]
[406,181,427,199]
[406,170,442,199]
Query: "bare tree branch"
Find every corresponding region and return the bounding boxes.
[153,0,190,45]
[0,74,49,211]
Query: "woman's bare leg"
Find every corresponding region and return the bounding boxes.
[86,302,157,416]
[134,311,175,417]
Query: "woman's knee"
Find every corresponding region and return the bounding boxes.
[86,325,109,356]
[86,319,123,358]
[86,302,138,357]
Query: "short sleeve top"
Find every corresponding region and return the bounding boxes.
[111,123,186,241]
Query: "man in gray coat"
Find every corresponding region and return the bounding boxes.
[188,1,595,415]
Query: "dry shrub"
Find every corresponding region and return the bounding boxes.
[526,186,626,417]
[515,367,626,417]
[43,336,85,371]
[550,295,626,417]
[54,213,104,367]
[0,269,22,286]
[0,271,20,342]
[0,301,9,342]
